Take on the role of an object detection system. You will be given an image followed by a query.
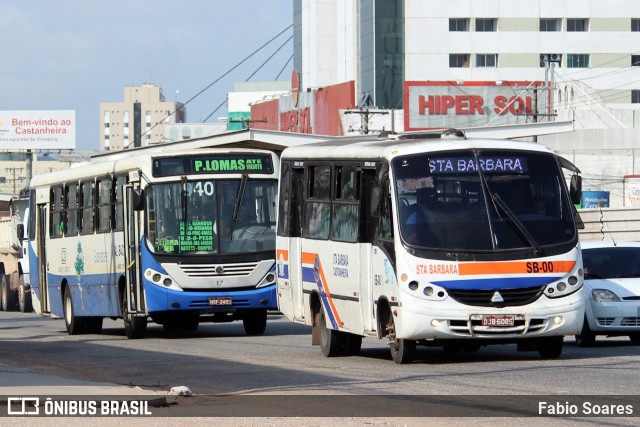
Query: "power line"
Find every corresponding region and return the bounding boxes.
[146,25,292,139]
[201,35,293,123]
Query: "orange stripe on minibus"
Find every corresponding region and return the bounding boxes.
[459,261,576,275]
[301,251,343,327]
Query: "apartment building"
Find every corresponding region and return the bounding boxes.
[99,84,186,151]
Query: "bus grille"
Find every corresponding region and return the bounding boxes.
[446,285,545,307]
[179,262,260,278]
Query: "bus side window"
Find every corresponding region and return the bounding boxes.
[304,165,331,240]
[378,188,393,240]
[65,183,79,236]
[114,175,127,230]
[50,186,64,238]
[80,180,95,234]
[97,177,112,233]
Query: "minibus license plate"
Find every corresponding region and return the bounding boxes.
[209,297,232,306]
[481,315,514,327]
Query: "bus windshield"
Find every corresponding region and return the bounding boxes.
[146,178,277,255]
[394,150,576,252]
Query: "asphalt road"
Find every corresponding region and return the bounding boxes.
[1,310,639,425]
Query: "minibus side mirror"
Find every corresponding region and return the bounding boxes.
[570,175,582,205]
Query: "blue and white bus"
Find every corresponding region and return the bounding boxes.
[28,147,279,338]
[276,129,585,363]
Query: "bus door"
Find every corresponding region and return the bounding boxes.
[359,168,380,333]
[122,181,145,316]
[288,165,305,320]
[35,203,50,314]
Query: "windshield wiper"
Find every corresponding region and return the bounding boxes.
[492,192,544,255]
[475,152,544,255]
[232,174,248,223]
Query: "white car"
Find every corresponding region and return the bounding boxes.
[577,241,640,346]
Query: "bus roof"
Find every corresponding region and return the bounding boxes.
[29,146,279,187]
[280,129,557,161]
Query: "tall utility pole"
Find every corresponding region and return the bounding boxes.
[5,167,24,194]
[344,108,389,134]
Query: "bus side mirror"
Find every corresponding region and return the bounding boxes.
[131,188,145,211]
[16,224,24,240]
[570,175,582,205]
[370,187,381,217]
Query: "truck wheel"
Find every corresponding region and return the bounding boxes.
[63,286,85,335]
[1,274,18,312]
[243,309,267,336]
[18,276,32,313]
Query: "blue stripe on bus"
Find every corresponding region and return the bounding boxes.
[433,276,561,290]
[301,265,339,330]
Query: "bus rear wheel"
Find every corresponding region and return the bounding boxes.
[63,286,85,335]
[387,312,415,364]
[1,274,17,312]
[343,332,362,356]
[243,309,267,336]
[318,308,344,357]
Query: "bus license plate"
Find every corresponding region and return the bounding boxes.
[481,315,515,327]
[209,297,232,306]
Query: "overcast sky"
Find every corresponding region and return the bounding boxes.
[0,1,294,151]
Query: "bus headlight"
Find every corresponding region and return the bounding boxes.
[544,275,582,298]
[257,264,277,288]
[144,268,182,291]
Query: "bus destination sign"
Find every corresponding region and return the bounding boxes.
[153,154,273,177]
[429,157,528,174]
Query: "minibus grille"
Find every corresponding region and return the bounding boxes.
[446,285,545,307]
[179,262,260,277]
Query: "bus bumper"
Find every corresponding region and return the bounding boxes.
[144,283,278,313]
[395,291,585,341]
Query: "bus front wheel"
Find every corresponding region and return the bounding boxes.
[537,336,563,359]
[387,312,415,364]
[122,291,147,339]
[243,309,267,336]
[575,317,596,347]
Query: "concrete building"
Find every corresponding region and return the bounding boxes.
[281,0,640,207]
[99,84,186,151]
